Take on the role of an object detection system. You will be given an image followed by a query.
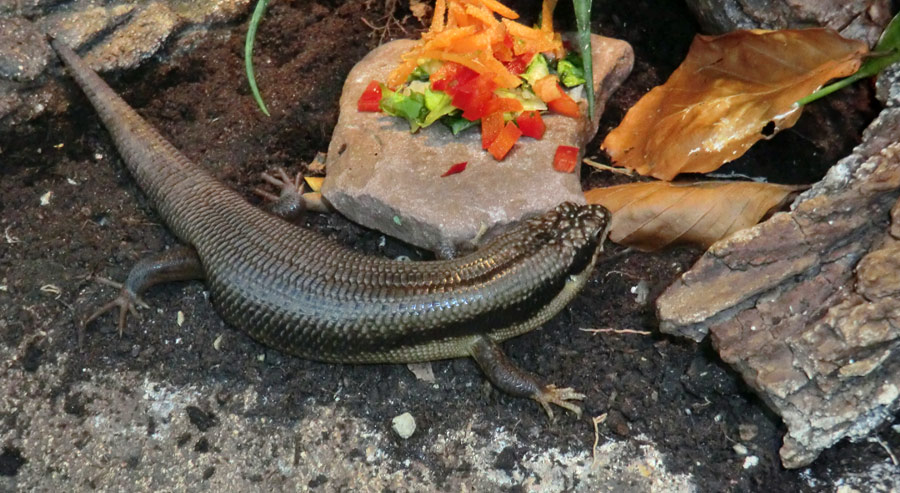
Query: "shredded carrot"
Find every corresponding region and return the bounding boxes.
[432,0,447,33]
[541,0,558,33]
[425,25,477,50]
[448,2,470,27]
[447,32,491,53]
[464,4,499,30]
[477,0,519,19]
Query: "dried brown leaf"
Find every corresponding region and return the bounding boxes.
[602,29,867,181]
[584,181,803,251]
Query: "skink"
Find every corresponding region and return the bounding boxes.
[53,40,611,418]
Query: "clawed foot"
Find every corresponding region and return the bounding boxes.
[533,384,586,421]
[253,168,308,220]
[253,167,304,202]
[84,277,149,335]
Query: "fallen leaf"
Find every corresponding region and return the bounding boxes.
[602,29,867,181]
[584,181,802,250]
[304,176,324,192]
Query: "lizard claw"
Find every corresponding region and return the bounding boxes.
[533,384,586,421]
[84,277,148,335]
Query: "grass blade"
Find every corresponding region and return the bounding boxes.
[573,0,594,119]
[245,0,271,116]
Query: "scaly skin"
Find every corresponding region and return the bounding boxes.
[54,40,611,417]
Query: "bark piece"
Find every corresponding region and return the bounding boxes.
[323,36,634,253]
[684,0,892,48]
[656,66,900,467]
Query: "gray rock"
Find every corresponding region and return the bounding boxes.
[0,0,252,129]
[38,4,138,51]
[82,2,182,73]
[684,0,892,47]
[656,66,900,468]
[323,35,634,253]
[0,17,51,82]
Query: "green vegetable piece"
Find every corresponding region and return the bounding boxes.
[799,11,900,105]
[557,53,586,87]
[409,66,430,82]
[380,88,427,132]
[423,88,456,125]
[522,53,550,87]
[441,113,479,135]
[244,0,270,116]
[573,0,594,118]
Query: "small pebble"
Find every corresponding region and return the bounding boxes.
[733,443,748,456]
[392,412,416,439]
[407,362,435,383]
[40,191,52,206]
[738,423,758,441]
[213,334,223,351]
[176,310,185,326]
[742,455,759,469]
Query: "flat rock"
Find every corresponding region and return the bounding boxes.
[684,0,891,47]
[656,64,900,467]
[323,35,633,253]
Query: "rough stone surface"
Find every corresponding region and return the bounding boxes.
[656,66,900,467]
[323,35,634,253]
[0,0,251,128]
[0,364,697,492]
[0,17,51,82]
[684,0,892,48]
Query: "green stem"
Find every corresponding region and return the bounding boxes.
[573,0,594,119]
[245,0,271,116]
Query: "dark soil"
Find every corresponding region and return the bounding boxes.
[2,0,897,491]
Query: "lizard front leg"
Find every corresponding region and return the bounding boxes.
[469,336,585,420]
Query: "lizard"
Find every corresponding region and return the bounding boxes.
[52,39,611,419]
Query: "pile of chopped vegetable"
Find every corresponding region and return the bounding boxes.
[357,0,588,164]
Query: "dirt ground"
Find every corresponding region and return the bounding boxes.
[2,0,898,491]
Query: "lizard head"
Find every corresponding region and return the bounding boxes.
[528,202,611,252]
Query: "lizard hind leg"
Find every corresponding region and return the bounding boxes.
[253,167,307,221]
[469,336,586,421]
[85,245,204,334]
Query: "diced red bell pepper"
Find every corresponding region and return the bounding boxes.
[553,145,580,173]
[452,73,498,120]
[357,81,382,112]
[431,62,478,93]
[441,161,468,177]
[481,112,505,149]
[503,52,534,75]
[515,111,545,139]
[548,91,581,118]
[488,122,522,160]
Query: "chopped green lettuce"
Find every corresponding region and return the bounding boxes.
[441,113,479,135]
[423,88,455,125]
[380,88,427,132]
[557,53,586,88]
[522,53,550,87]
